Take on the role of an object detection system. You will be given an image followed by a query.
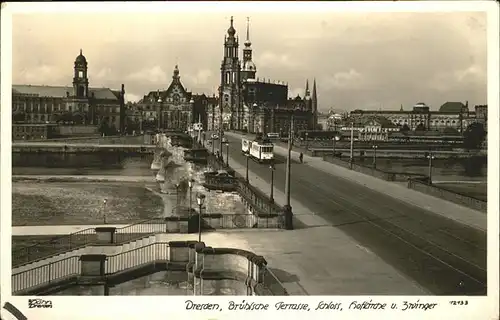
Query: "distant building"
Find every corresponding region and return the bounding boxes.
[218,17,317,134]
[359,116,399,141]
[349,101,482,133]
[12,49,126,133]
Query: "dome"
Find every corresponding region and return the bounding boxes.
[75,49,87,65]
[242,61,256,72]
[227,16,236,37]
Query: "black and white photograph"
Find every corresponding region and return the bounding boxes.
[1,1,498,319]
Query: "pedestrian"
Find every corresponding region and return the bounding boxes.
[299,152,303,163]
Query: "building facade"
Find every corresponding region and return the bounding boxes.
[218,17,318,134]
[12,50,126,133]
[138,66,194,131]
[349,102,483,133]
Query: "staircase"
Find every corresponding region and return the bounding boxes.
[12,233,165,294]
[13,218,170,268]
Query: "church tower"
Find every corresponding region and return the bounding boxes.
[73,49,89,98]
[312,78,318,129]
[220,16,242,130]
[241,17,257,82]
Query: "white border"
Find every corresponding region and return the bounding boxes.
[1,2,498,320]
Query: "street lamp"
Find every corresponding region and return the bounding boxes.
[305,132,309,151]
[175,183,180,206]
[245,153,249,183]
[269,162,275,204]
[196,193,206,242]
[188,179,194,216]
[102,198,108,224]
[225,141,230,167]
[284,113,294,230]
[372,144,378,169]
[427,152,435,185]
[332,136,337,159]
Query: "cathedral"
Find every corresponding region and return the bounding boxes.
[217,17,318,134]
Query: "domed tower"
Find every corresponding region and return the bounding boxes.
[73,49,89,98]
[241,17,257,82]
[220,16,242,130]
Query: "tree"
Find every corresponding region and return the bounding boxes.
[400,124,410,132]
[463,122,486,150]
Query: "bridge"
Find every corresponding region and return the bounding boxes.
[12,142,157,153]
[221,131,487,296]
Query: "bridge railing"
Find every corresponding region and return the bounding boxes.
[201,213,284,229]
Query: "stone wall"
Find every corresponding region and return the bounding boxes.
[407,179,487,213]
[27,134,152,145]
[190,242,285,296]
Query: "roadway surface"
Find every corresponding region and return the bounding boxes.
[221,134,487,295]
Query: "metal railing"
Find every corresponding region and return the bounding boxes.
[13,217,172,268]
[202,213,284,229]
[12,255,80,294]
[12,241,288,296]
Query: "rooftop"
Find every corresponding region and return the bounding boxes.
[12,84,119,100]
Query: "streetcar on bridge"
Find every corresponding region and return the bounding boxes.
[241,136,274,163]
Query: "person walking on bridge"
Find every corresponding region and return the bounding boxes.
[299,152,304,164]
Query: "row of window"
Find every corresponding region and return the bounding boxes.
[13,102,120,113]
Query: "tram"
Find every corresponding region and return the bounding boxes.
[241,137,274,163]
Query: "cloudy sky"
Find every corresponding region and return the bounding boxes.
[11,5,487,112]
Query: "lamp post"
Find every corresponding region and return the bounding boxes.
[245,153,249,183]
[157,96,162,130]
[196,193,206,242]
[284,114,294,230]
[349,122,354,167]
[332,136,337,158]
[270,162,275,204]
[102,198,107,224]
[175,183,180,206]
[372,144,378,168]
[225,142,230,167]
[427,152,435,185]
[188,179,194,216]
[305,132,309,151]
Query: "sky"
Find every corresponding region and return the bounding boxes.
[11,7,487,113]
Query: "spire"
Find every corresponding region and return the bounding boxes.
[400,104,403,111]
[80,48,82,55]
[173,65,180,79]
[305,79,310,96]
[227,16,236,37]
[244,17,252,47]
[312,78,317,99]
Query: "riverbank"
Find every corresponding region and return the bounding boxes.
[12,181,164,226]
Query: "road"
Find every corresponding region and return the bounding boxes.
[220,134,487,295]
